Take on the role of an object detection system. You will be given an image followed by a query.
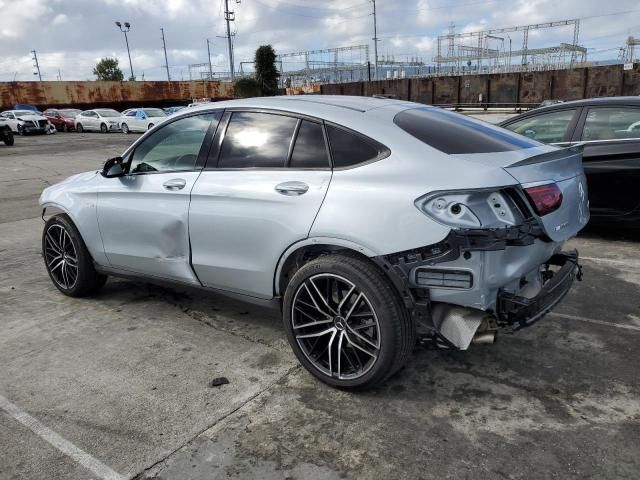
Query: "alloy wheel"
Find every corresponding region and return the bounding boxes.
[291,273,381,380]
[44,224,78,290]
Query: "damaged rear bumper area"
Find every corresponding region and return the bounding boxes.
[496,250,582,332]
[375,225,583,350]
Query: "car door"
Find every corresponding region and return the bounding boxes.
[189,110,333,298]
[96,111,220,283]
[501,108,580,146]
[83,111,96,130]
[120,110,136,131]
[4,112,18,132]
[571,106,640,216]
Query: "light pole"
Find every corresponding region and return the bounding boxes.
[115,21,135,81]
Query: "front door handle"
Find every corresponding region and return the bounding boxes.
[275,181,309,196]
[163,178,186,191]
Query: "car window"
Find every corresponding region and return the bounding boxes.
[217,112,298,168]
[289,121,330,169]
[126,111,137,117]
[503,109,576,144]
[129,113,219,174]
[582,107,640,141]
[326,125,381,167]
[395,107,541,153]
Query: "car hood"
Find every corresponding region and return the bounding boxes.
[17,114,47,121]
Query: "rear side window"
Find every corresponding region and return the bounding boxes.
[504,109,577,144]
[326,125,381,168]
[289,121,330,169]
[582,107,640,141]
[218,112,298,168]
[395,107,540,154]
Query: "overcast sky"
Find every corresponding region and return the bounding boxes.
[1,0,640,81]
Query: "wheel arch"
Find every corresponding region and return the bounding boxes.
[274,237,379,297]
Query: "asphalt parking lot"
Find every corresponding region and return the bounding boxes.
[1,133,639,480]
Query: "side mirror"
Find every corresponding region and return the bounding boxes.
[101,156,125,178]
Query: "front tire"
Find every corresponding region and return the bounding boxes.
[3,129,14,146]
[17,124,24,135]
[283,253,416,390]
[100,123,108,133]
[121,123,129,134]
[42,214,107,297]
[76,123,84,133]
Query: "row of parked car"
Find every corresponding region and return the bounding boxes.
[0,105,187,135]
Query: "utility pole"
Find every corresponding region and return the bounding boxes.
[207,39,213,80]
[371,0,379,80]
[224,0,235,79]
[31,50,42,81]
[161,27,171,81]
[57,68,62,81]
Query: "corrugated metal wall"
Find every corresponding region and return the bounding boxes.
[0,80,234,111]
[319,64,640,106]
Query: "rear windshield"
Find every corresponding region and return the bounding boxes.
[393,107,540,154]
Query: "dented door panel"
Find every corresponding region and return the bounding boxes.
[96,172,201,284]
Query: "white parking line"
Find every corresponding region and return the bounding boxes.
[581,256,640,268]
[550,312,640,332]
[0,394,125,480]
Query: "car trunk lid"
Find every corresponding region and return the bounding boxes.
[455,146,589,241]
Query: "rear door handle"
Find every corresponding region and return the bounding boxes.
[275,181,309,196]
[163,178,187,191]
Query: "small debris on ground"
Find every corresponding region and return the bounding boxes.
[209,377,230,387]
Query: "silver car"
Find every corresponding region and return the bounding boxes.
[39,96,589,389]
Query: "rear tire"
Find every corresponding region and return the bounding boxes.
[42,214,107,297]
[76,124,84,133]
[283,253,415,390]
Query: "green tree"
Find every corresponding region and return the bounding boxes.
[93,58,124,81]
[234,77,262,98]
[254,45,280,96]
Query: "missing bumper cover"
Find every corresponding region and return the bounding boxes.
[496,250,582,331]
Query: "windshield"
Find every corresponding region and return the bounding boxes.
[14,110,37,117]
[60,109,82,118]
[144,108,167,118]
[96,110,121,118]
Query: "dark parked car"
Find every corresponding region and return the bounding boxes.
[0,124,14,146]
[43,109,82,132]
[500,97,640,226]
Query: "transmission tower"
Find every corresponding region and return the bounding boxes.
[31,50,42,81]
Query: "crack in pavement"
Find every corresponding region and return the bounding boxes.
[130,364,302,480]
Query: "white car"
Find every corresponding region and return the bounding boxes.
[119,108,167,134]
[75,109,122,133]
[0,110,56,135]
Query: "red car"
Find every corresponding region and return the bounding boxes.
[43,109,82,132]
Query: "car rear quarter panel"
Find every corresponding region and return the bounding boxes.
[310,123,522,256]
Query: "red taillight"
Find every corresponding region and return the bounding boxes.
[524,183,563,216]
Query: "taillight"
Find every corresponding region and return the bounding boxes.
[524,183,562,216]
